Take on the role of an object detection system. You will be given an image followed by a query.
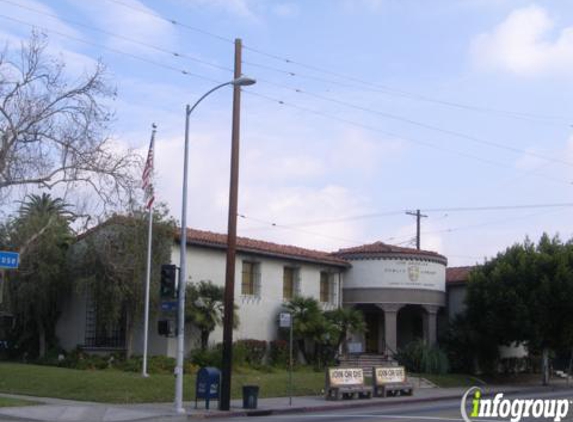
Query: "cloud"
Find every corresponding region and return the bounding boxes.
[471,5,573,76]
[0,0,83,39]
[272,3,299,18]
[340,0,386,13]
[67,0,177,55]
[238,185,372,251]
[0,1,103,78]
[175,0,258,20]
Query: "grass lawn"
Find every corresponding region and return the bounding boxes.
[0,396,41,407]
[0,363,324,403]
[420,373,485,388]
[0,363,479,404]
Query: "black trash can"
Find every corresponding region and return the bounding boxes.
[242,385,259,409]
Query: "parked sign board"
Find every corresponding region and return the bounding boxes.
[374,366,406,384]
[327,368,364,387]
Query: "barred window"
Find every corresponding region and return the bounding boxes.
[242,261,261,296]
[84,289,125,349]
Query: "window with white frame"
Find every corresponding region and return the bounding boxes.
[241,261,261,297]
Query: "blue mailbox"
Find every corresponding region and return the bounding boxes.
[195,367,221,409]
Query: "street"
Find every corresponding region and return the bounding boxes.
[224,390,573,422]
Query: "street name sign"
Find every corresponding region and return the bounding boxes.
[0,251,19,269]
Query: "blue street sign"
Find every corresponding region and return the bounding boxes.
[0,251,19,269]
[161,301,178,312]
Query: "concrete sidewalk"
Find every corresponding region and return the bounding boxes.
[0,385,559,422]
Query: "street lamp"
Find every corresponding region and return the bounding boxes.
[175,75,256,414]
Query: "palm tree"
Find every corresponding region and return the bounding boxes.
[10,193,73,358]
[185,280,239,350]
[283,296,326,364]
[324,307,366,355]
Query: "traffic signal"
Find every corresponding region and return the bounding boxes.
[160,264,177,299]
[158,319,176,337]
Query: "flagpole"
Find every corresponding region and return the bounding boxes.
[142,123,157,378]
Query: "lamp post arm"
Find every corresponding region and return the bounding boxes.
[187,81,234,117]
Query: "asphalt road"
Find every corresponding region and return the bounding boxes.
[224,389,573,422]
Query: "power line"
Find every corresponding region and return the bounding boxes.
[0,13,223,86]
[12,0,570,169]
[386,208,570,244]
[237,213,368,246]
[279,202,573,229]
[103,0,234,44]
[12,0,566,170]
[103,0,570,124]
[4,10,571,188]
[254,77,573,168]
[245,90,572,186]
[0,0,234,74]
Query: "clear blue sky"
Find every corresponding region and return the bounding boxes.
[2,0,573,266]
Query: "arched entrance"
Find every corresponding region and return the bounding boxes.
[397,305,424,350]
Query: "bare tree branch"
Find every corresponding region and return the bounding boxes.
[0,32,141,216]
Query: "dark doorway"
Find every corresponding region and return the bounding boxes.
[364,312,379,353]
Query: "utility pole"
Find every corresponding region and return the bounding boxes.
[406,209,427,250]
[220,38,243,412]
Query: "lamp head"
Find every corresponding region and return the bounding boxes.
[232,76,257,86]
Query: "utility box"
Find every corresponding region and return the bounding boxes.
[195,367,221,409]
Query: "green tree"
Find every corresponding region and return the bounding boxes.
[75,206,175,356]
[185,280,239,351]
[7,193,73,358]
[465,234,573,384]
[324,307,366,354]
[283,296,327,364]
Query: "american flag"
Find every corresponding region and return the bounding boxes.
[142,126,156,209]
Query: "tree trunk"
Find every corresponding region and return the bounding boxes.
[297,339,310,364]
[567,348,573,387]
[542,347,550,386]
[200,330,209,351]
[125,313,133,358]
[38,322,46,359]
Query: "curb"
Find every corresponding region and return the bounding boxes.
[187,386,563,419]
[187,393,464,419]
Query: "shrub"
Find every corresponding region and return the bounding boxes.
[235,339,267,366]
[395,339,450,374]
[269,340,289,367]
[189,347,222,368]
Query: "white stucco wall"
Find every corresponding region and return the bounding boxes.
[164,244,342,356]
[344,258,446,292]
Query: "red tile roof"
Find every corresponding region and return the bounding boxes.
[333,241,447,264]
[446,266,474,284]
[177,228,350,267]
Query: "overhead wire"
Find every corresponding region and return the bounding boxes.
[9,0,571,170]
[3,9,569,187]
[0,13,223,85]
[253,77,573,167]
[103,0,570,124]
[245,90,572,186]
[237,214,368,246]
[0,0,234,74]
